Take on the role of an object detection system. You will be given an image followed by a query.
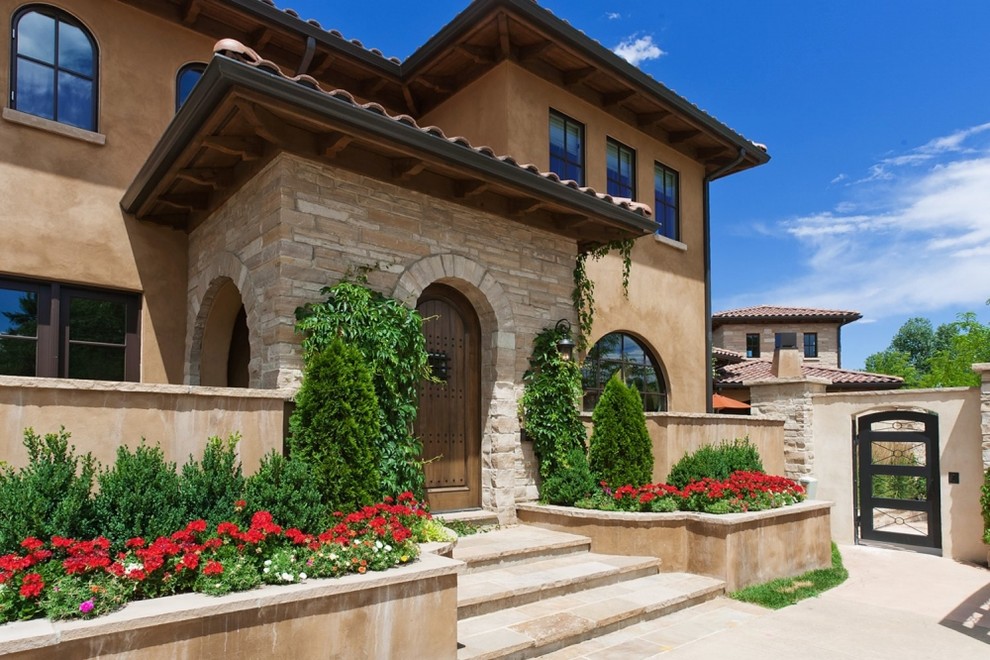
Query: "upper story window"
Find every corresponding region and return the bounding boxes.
[582,332,667,412]
[11,6,98,131]
[804,332,818,358]
[654,162,679,240]
[0,277,140,381]
[549,110,584,185]
[176,62,206,111]
[606,138,635,199]
[745,333,760,358]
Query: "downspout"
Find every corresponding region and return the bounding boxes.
[703,148,746,413]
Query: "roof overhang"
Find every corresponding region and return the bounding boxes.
[121,53,657,243]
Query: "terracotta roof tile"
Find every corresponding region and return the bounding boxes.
[712,305,862,325]
[713,346,746,364]
[716,360,902,388]
[213,39,654,219]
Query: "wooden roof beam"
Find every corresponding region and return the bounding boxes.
[563,66,596,86]
[497,13,511,58]
[391,158,426,181]
[695,146,727,160]
[158,192,211,212]
[319,131,353,158]
[249,26,274,50]
[636,110,671,127]
[602,89,636,108]
[509,198,546,216]
[181,0,201,25]
[669,129,701,144]
[456,43,497,64]
[201,135,264,160]
[175,168,233,189]
[236,102,316,154]
[518,40,553,61]
[454,180,489,198]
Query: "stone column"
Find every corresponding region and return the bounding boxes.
[746,377,829,479]
[973,363,990,470]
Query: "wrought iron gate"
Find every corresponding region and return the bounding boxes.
[855,410,941,551]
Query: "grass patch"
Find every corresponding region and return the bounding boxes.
[729,542,848,609]
[434,518,497,537]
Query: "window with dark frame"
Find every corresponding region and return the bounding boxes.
[745,333,760,358]
[654,162,679,240]
[0,278,140,381]
[548,110,585,185]
[606,138,635,199]
[11,5,98,131]
[582,332,667,412]
[803,332,818,358]
[176,62,207,111]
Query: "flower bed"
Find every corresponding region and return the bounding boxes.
[0,495,429,625]
[516,498,832,590]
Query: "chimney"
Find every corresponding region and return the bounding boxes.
[771,332,802,378]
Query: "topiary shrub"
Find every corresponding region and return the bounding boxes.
[587,374,653,487]
[243,450,328,532]
[296,280,432,499]
[178,433,245,531]
[521,325,587,479]
[666,437,764,489]
[0,428,96,553]
[289,337,382,512]
[540,446,596,506]
[93,442,187,548]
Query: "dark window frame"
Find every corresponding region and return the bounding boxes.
[548,109,585,186]
[175,62,207,111]
[804,332,819,359]
[0,276,140,381]
[606,138,636,199]
[746,333,760,358]
[654,161,679,241]
[582,331,667,413]
[10,4,99,132]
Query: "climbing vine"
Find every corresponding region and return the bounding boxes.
[572,239,634,351]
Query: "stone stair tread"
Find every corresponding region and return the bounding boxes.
[457,572,725,660]
[452,525,591,567]
[458,553,661,613]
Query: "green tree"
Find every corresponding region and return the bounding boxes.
[289,337,382,512]
[863,350,920,387]
[587,374,653,487]
[889,317,937,372]
[920,312,990,388]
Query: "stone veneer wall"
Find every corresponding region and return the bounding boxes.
[714,323,842,368]
[976,364,990,469]
[186,153,579,519]
[747,378,828,478]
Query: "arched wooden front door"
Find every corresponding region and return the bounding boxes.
[415,284,481,511]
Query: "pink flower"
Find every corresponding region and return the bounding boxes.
[79,599,95,614]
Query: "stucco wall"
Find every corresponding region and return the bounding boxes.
[423,62,709,412]
[0,376,291,473]
[0,0,219,383]
[810,388,985,562]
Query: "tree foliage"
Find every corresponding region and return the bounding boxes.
[587,374,653,488]
[295,280,431,498]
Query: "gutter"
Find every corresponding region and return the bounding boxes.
[122,55,657,238]
[703,148,747,413]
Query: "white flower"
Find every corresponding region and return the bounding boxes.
[329,553,338,561]
[299,572,307,580]
[385,545,392,552]
[375,540,384,549]
[264,560,272,566]
[280,572,294,583]
[263,567,270,574]
[125,562,143,573]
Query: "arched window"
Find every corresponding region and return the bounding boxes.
[11,5,98,131]
[582,332,668,412]
[176,62,206,111]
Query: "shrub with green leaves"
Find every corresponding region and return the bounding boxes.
[587,374,653,488]
[0,428,96,553]
[521,325,587,479]
[296,280,432,499]
[981,466,990,545]
[243,450,328,532]
[179,434,245,530]
[666,437,764,489]
[289,337,382,512]
[540,446,596,506]
[93,442,187,548]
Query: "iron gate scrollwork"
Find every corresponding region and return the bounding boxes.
[855,410,941,551]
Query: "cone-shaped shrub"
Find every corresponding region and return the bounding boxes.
[587,374,653,487]
[289,337,382,512]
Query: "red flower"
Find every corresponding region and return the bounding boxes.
[202,560,224,576]
[180,553,200,571]
[20,537,44,552]
[19,572,44,599]
[234,499,246,512]
[125,537,146,549]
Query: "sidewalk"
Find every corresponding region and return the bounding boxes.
[546,544,990,659]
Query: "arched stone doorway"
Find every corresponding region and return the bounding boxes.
[199,279,250,387]
[415,283,482,511]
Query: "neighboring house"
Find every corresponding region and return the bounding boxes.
[712,307,902,405]
[713,305,862,368]
[0,0,768,512]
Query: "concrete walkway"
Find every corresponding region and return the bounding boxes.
[544,544,990,659]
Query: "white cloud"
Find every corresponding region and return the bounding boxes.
[606,12,621,20]
[830,173,847,185]
[613,35,665,66]
[752,123,990,321]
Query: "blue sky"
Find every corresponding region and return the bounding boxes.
[284,0,990,368]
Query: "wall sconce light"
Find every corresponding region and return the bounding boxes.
[554,319,575,361]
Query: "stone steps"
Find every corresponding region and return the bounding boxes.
[452,525,725,660]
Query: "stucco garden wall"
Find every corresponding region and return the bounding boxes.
[810,387,985,563]
[0,376,290,474]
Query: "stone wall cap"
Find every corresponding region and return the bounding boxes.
[0,376,296,401]
[516,499,832,526]
[744,377,832,386]
[971,362,990,374]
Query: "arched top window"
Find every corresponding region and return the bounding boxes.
[176,62,206,111]
[582,332,668,412]
[11,5,98,131]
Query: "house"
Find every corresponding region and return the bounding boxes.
[0,0,768,513]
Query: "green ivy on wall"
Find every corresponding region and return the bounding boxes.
[572,239,633,351]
